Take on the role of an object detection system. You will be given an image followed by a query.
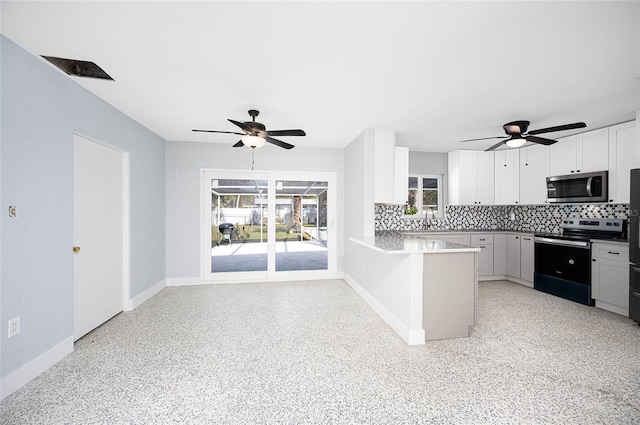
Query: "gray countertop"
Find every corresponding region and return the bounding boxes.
[350,231,481,255]
[401,228,532,234]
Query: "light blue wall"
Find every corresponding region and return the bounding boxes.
[0,36,166,378]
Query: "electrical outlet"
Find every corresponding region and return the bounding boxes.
[8,317,20,338]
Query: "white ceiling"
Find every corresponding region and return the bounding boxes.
[2,1,639,152]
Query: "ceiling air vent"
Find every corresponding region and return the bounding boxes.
[41,56,114,80]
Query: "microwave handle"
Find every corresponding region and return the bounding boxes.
[586,176,593,197]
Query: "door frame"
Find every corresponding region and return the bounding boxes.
[200,168,337,283]
[73,131,131,315]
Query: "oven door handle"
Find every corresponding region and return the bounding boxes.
[534,237,590,249]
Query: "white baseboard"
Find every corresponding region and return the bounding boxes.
[479,275,534,288]
[124,278,166,311]
[1,336,74,401]
[595,300,629,317]
[166,277,202,286]
[344,273,424,345]
[167,273,345,286]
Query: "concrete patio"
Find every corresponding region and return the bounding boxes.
[211,240,328,272]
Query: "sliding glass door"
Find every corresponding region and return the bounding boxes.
[274,179,328,272]
[202,170,335,282]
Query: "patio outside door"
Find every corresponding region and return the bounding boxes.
[274,179,328,272]
[202,170,335,282]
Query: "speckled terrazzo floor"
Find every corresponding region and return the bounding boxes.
[2,280,639,424]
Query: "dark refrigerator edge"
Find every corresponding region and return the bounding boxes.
[628,169,640,323]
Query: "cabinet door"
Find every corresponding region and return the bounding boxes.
[608,121,637,204]
[519,144,550,205]
[592,258,628,308]
[493,234,507,275]
[506,235,521,278]
[373,130,396,203]
[495,150,520,205]
[474,244,494,276]
[520,235,535,282]
[476,151,495,205]
[578,128,609,173]
[444,234,471,245]
[549,135,577,176]
[393,147,409,204]
[458,151,478,205]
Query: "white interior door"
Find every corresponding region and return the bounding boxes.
[73,134,124,340]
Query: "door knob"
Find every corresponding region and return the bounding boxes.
[73,246,81,253]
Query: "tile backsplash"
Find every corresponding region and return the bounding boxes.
[375,203,630,234]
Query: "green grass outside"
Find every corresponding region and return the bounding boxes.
[212,224,315,245]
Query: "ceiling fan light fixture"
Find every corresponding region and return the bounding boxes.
[506,137,527,148]
[242,135,266,148]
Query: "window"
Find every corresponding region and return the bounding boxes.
[406,174,443,218]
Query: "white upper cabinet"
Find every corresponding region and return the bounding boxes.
[373,130,396,204]
[393,146,409,205]
[549,128,608,176]
[579,128,609,173]
[373,130,408,204]
[607,121,637,204]
[549,135,577,176]
[519,144,550,205]
[448,150,494,205]
[494,150,520,205]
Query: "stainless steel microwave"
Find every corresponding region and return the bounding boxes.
[546,171,608,203]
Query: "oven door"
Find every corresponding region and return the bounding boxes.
[534,237,591,284]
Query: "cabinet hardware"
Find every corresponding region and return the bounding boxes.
[523,237,531,240]
[607,251,620,255]
[73,246,81,253]
[592,259,596,262]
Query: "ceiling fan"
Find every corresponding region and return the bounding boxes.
[460,120,586,151]
[192,109,306,150]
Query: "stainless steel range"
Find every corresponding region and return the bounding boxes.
[534,217,627,305]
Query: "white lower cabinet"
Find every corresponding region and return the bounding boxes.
[506,234,521,278]
[471,234,493,277]
[520,234,535,284]
[437,232,531,285]
[444,234,471,245]
[493,234,507,276]
[591,242,629,316]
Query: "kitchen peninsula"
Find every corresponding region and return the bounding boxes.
[346,231,480,345]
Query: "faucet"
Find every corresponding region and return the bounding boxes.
[424,209,434,230]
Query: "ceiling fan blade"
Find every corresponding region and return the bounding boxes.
[485,140,506,152]
[228,119,251,132]
[460,136,507,143]
[526,135,558,145]
[232,141,244,147]
[267,129,306,137]
[528,122,586,135]
[192,129,244,135]
[265,136,294,150]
